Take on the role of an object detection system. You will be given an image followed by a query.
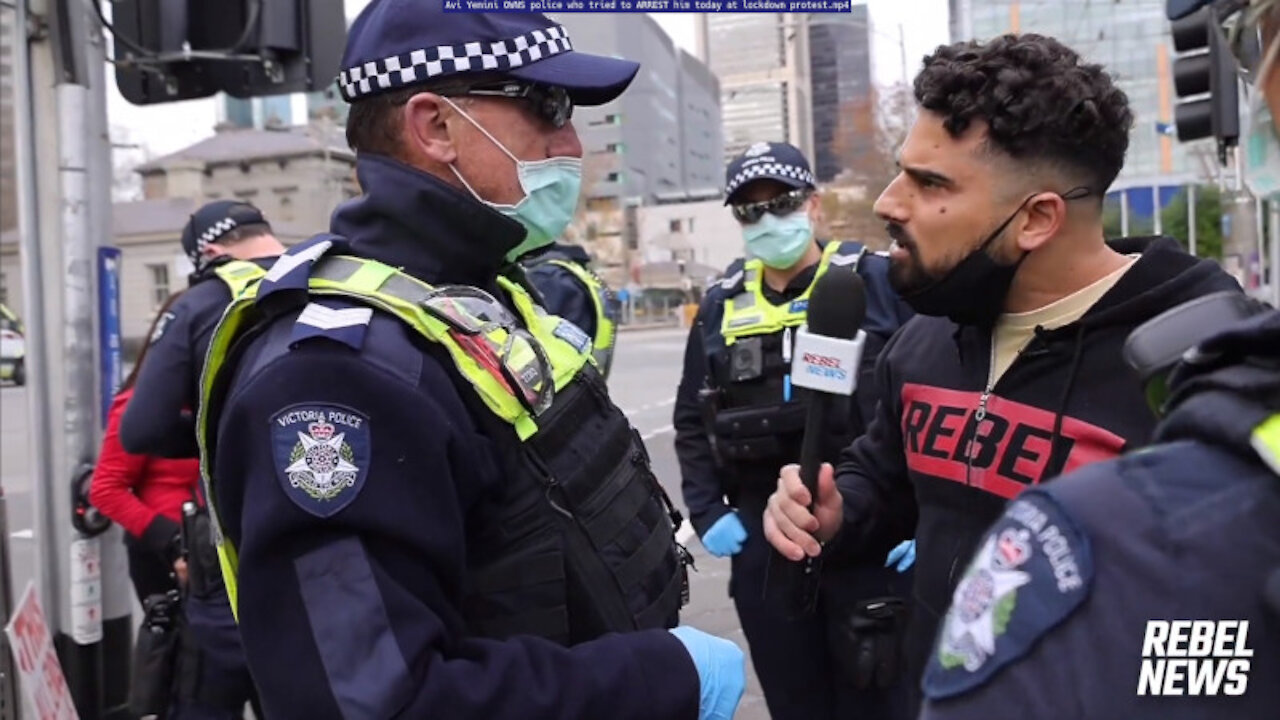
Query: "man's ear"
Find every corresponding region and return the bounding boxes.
[1015,192,1068,253]
[404,93,459,166]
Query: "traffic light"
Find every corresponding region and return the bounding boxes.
[110,0,346,106]
[1170,6,1241,160]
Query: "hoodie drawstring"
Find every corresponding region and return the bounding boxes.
[1042,323,1087,482]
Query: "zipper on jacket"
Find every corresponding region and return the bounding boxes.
[965,338,998,487]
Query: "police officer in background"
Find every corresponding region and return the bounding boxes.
[520,241,622,378]
[918,2,1280,716]
[119,200,277,719]
[195,3,744,719]
[120,200,283,458]
[674,141,916,720]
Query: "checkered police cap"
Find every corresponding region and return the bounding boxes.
[181,200,269,267]
[339,0,640,106]
[724,141,817,204]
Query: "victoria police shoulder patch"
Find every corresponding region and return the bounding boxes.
[923,490,1094,700]
[270,403,371,518]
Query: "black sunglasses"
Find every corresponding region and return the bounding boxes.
[451,80,574,129]
[731,188,813,225]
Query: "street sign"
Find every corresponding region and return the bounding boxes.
[69,539,103,645]
[96,247,122,428]
[4,582,80,720]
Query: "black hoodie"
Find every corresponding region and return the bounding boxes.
[829,236,1243,691]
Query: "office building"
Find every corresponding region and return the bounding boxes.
[543,14,723,286]
[808,7,875,183]
[697,13,813,164]
[549,13,722,208]
[953,0,1197,193]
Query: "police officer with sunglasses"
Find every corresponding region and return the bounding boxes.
[192,3,745,719]
[673,141,916,720]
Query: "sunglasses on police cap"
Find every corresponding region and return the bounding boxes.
[452,80,574,129]
[730,188,813,225]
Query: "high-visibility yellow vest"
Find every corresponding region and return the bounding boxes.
[196,254,595,619]
[542,258,618,376]
[211,259,268,300]
[720,241,865,343]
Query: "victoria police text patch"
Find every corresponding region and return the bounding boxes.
[924,490,1094,699]
[271,404,371,518]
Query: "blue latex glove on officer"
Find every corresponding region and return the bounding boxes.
[669,626,746,720]
[885,539,915,572]
[700,512,748,557]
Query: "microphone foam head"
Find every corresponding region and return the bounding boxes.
[807,268,866,340]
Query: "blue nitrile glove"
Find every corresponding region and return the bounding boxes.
[700,512,748,557]
[669,626,746,720]
[885,539,916,572]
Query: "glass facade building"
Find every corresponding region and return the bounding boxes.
[955,0,1195,185]
[809,6,874,183]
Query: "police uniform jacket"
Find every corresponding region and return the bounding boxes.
[205,153,699,720]
[523,242,600,341]
[673,245,914,546]
[120,257,276,458]
[920,311,1280,719]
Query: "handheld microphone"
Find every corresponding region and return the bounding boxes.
[790,270,868,506]
[768,268,868,617]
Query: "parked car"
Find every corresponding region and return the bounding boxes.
[0,304,25,386]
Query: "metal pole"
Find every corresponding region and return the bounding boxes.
[898,23,907,85]
[84,8,133,716]
[1153,185,1163,235]
[1188,184,1197,256]
[19,0,110,715]
[1270,200,1279,308]
[15,0,59,679]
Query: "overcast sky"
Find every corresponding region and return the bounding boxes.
[106,1,949,157]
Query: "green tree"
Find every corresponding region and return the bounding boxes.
[1160,185,1223,260]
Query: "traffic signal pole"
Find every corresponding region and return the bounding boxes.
[13,0,132,716]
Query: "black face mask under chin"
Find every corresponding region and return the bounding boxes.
[899,196,1034,328]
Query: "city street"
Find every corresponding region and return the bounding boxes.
[0,326,770,719]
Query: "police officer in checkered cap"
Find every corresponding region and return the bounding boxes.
[122,198,283,458]
[118,198,283,717]
[194,3,745,720]
[674,140,915,720]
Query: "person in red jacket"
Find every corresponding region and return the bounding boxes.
[91,290,200,602]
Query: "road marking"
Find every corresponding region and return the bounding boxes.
[10,529,33,539]
[640,424,674,441]
[624,397,677,418]
[676,519,695,545]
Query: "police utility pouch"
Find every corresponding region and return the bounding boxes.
[129,590,183,717]
[832,596,907,691]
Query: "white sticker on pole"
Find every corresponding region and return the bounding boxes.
[69,538,102,645]
[4,581,81,720]
[789,326,865,396]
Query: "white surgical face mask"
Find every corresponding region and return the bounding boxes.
[443,97,583,262]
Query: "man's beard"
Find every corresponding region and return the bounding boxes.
[886,223,935,296]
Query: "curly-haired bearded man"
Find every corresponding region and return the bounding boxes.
[761,33,1242,713]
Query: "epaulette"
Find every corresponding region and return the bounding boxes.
[290,298,374,352]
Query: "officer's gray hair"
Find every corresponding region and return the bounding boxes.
[345,72,506,156]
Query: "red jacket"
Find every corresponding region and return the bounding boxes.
[89,389,200,556]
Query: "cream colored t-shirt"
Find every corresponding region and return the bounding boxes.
[990,255,1140,385]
